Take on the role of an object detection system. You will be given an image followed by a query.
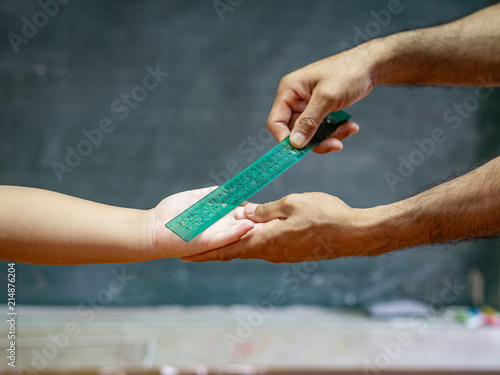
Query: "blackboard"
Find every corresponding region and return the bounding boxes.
[1,0,499,308]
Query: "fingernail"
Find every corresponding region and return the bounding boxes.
[290,132,306,148]
[244,203,259,216]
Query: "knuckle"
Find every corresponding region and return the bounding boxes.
[254,203,268,217]
[279,74,293,87]
[280,194,297,212]
[315,87,340,108]
[266,120,277,133]
[314,87,332,101]
[298,115,319,133]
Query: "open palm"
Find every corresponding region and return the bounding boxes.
[151,187,254,258]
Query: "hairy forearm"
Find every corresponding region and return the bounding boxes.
[370,3,500,87]
[0,186,150,265]
[365,157,500,255]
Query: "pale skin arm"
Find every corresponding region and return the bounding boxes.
[0,186,254,265]
[270,3,500,151]
[183,156,500,263]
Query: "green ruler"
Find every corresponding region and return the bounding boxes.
[166,110,351,241]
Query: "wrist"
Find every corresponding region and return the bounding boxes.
[359,37,395,87]
[136,208,157,260]
[367,31,422,87]
[351,202,422,256]
[346,207,389,256]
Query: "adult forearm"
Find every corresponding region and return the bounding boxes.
[367,157,500,255]
[0,186,150,265]
[370,3,500,87]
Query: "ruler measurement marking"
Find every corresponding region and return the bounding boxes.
[166,110,351,241]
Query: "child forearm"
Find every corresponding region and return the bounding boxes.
[0,186,150,265]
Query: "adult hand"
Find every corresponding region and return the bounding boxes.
[181,192,384,263]
[147,187,255,259]
[270,2,500,152]
[268,44,380,153]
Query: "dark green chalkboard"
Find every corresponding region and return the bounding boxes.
[1,0,499,308]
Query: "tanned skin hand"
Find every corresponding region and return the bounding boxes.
[267,4,500,152]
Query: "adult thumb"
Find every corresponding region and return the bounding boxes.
[244,201,287,223]
[289,92,332,149]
